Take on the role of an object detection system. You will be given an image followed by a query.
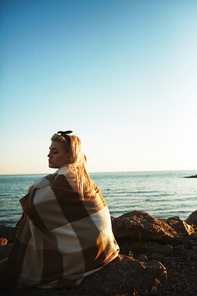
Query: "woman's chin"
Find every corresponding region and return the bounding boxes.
[49,163,58,169]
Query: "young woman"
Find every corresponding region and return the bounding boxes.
[0,131,119,289]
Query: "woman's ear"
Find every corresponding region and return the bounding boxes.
[66,153,72,163]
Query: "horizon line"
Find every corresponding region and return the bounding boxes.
[0,169,196,176]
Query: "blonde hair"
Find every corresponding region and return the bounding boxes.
[51,133,94,198]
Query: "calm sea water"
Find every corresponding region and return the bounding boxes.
[0,171,196,227]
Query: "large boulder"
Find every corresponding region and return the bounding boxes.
[66,254,167,295]
[112,211,183,245]
[0,225,17,243]
[0,244,13,261]
[165,216,195,239]
[146,242,173,255]
[0,255,167,296]
[0,222,167,296]
[186,210,197,227]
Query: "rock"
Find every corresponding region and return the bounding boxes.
[146,242,173,255]
[1,211,197,296]
[137,254,149,262]
[184,174,197,178]
[150,285,159,295]
[0,244,13,261]
[165,216,195,236]
[0,225,17,243]
[0,255,167,296]
[186,210,197,227]
[179,248,193,261]
[112,211,182,245]
[65,254,167,295]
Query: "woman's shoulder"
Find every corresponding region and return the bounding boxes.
[58,165,72,176]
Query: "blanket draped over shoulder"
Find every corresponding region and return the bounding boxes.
[0,166,119,289]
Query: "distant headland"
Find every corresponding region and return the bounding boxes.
[184,174,197,178]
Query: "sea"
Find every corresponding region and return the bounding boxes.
[0,170,196,227]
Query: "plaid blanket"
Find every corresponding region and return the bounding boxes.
[0,166,119,289]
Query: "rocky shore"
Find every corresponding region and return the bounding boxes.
[184,174,197,178]
[1,210,197,296]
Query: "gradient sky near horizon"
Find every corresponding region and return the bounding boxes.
[0,0,197,175]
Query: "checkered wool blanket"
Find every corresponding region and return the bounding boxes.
[0,166,119,289]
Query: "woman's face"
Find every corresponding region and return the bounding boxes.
[48,141,70,168]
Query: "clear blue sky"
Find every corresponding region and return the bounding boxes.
[0,0,197,174]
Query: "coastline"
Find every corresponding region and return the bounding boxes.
[1,209,197,295]
[184,174,197,178]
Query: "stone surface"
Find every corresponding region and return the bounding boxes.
[0,244,13,261]
[0,252,167,295]
[137,254,149,262]
[146,242,173,255]
[65,254,167,295]
[186,210,197,227]
[112,210,183,245]
[1,210,197,295]
[165,216,196,240]
[0,225,17,243]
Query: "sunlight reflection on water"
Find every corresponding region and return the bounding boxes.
[0,171,196,226]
